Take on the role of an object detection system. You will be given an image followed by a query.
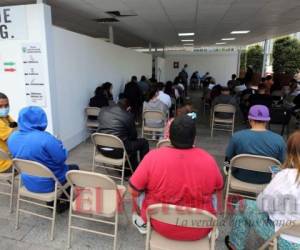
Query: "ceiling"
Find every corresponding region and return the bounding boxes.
[2,0,300,48]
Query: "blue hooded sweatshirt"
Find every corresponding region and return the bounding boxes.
[8,106,68,193]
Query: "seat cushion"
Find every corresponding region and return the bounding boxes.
[214,118,233,124]
[94,153,124,166]
[72,185,126,217]
[230,176,267,194]
[150,230,210,250]
[86,121,99,128]
[19,186,57,202]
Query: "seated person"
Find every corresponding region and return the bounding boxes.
[0,93,17,173]
[163,101,193,139]
[248,83,273,109]
[227,74,240,93]
[89,82,113,108]
[8,107,79,193]
[239,82,258,120]
[157,82,171,108]
[212,87,237,119]
[225,131,300,250]
[226,105,286,184]
[143,84,168,128]
[129,115,223,239]
[97,97,149,170]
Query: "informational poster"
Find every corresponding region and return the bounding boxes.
[0,6,27,40]
[22,43,47,107]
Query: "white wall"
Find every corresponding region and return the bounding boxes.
[164,51,239,85]
[52,27,152,149]
[156,57,166,82]
[0,4,56,132]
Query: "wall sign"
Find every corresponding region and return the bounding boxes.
[173,61,179,69]
[22,43,47,107]
[0,6,27,40]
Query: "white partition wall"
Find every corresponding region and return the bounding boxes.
[53,27,151,149]
[0,4,57,133]
[164,51,239,84]
[0,3,152,150]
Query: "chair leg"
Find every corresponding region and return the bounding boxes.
[50,196,58,240]
[15,182,21,230]
[113,213,119,250]
[9,172,15,213]
[67,209,72,249]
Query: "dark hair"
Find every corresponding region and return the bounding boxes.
[170,115,196,149]
[141,75,146,81]
[94,86,103,96]
[164,81,174,96]
[265,75,273,81]
[101,82,112,91]
[157,82,165,91]
[261,77,266,82]
[258,83,267,90]
[232,74,237,79]
[146,84,158,102]
[184,64,188,68]
[0,92,8,100]
[221,86,230,92]
[131,76,137,82]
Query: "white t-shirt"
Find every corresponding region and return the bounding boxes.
[257,169,300,244]
[158,91,172,108]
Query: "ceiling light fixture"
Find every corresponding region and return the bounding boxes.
[181,39,194,42]
[230,30,250,34]
[221,38,236,41]
[216,42,226,45]
[178,32,195,36]
[183,43,194,46]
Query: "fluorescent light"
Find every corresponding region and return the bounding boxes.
[216,42,226,45]
[221,38,236,41]
[183,43,194,46]
[181,39,194,42]
[178,32,195,36]
[231,30,250,34]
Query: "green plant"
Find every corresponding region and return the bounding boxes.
[273,36,300,75]
[246,45,263,73]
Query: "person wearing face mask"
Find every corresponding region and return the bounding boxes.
[0,93,17,173]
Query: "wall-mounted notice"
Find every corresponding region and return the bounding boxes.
[0,6,27,40]
[22,43,47,107]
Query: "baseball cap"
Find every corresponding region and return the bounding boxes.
[248,105,270,121]
[170,115,196,149]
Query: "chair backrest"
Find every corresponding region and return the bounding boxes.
[156,139,172,148]
[85,107,101,118]
[230,154,281,173]
[0,149,10,160]
[146,204,217,229]
[213,104,236,114]
[91,133,124,149]
[66,170,117,190]
[13,159,54,178]
[143,110,165,121]
[280,221,300,238]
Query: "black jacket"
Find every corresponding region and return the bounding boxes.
[97,104,137,142]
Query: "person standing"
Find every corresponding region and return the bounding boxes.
[179,64,189,96]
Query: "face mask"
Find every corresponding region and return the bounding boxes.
[0,107,9,117]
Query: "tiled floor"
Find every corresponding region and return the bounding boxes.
[0,90,291,250]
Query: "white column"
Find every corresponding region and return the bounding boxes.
[262,39,271,76]
[108,25,114,43]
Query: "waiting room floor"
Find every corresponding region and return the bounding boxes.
[0,90,291,250]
